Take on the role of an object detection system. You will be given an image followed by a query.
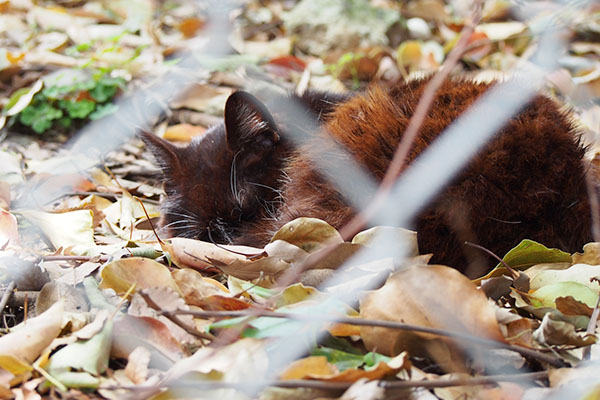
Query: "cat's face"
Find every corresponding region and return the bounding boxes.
[142,91,288,243]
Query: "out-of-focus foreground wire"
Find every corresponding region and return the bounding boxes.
[23,0,595,397]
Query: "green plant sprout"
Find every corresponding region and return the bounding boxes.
[8,72,126,134]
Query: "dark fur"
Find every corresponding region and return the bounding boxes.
[143,78,592,277]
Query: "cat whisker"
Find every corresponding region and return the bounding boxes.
[230,150,243,206]
[160,219,197,229]
[248,181,282,195]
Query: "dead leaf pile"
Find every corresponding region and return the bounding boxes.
[0,0,599,399]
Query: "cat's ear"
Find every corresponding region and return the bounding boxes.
[139,130,183,177]
[224,91,280,167]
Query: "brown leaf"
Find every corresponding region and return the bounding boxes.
[168,237,290,280]
[0,300,63,366]
[124,346,151,384]
[172,268,229,306]
[533,313,596,347]
[280,353,410,382]
[170,83,232,113]
[360,265,504,368]
[178,17,205,38]
[194,295,252,311]
[112,315,188,363]
[163,123,206,142]
[555,296,595,317]
[572,242,600,265]
[271,217,343,253]
[99,257,181,296]
[279,356,338,380]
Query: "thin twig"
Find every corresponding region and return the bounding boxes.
[139,291,215,341]
[41,255,111,262]
[136,197,165,245]
[583,292,600,360]
[103,371,548,393]
[464,241,520,280]
[166,309,566,367]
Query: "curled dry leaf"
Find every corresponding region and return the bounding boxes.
[0,210,21,248]
[271,217,344,253]
[509,290,589,330]
[37,281,89,314]
[279,356,337,380]
[99,257,181,296]
[555,296,595,317]
[352,226,418,252]
[19,210,96,256]
[0,300,64,369]
[360,265,504,360]
[495,308,534,348]
[573,243,600,265]
[161,338,268,390]
[193,295,252,311]
[533,313,596,347]
[170,84,232,114]
[303,242,363,270]
[339,378,385,400]
[112,315,188,368]
[280,352,409,382]
[124,346,151,385]
[167,237,290,280]
[172,268,229,306]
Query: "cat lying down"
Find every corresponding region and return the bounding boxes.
[142,78,592,278]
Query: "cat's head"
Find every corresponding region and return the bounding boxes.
[141,91,289,244]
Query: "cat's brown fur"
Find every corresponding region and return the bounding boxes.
[143,78,592,277]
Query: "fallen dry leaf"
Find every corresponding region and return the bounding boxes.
[271,217,344,253]
[0,300,63,369]
[124,346,151,385]
[163,123,206,142]
[167,237,290,280]
[172,268,229,306]
[533,313,596,347]
[573,243,600,265]
[0,182,10,210]
[112,315,188,365]
[99,257,181,296]
[19,209,96,255]
[0,210,21,248]
[360,265,504,367]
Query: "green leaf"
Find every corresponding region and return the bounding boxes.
[89,103,118,120]
[529,281,599,308]
[47,318,112,389]
[19,103,63,134]
[59,99,96,119]
[90,76,125,102]
[57,116,72,128]
[499,240,572,270]
[311,347,391,371]
[90,83,116,102]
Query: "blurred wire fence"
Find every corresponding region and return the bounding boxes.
[4,0,599,397]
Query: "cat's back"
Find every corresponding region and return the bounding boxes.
[282,78,591,275]
[323,78,580,177]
